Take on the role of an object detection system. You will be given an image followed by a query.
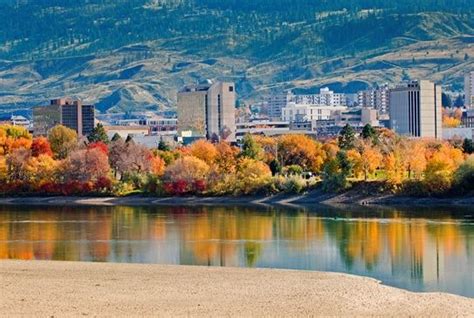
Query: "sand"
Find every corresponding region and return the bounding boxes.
[1,261,473,317]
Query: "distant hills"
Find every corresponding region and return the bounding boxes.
[0,0,473,113]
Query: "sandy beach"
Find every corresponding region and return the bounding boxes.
[1,261,473,317]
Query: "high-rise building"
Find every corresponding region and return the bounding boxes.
[465,71,474,109]
[177,80,236,142]
[33,98,95,136]
[358,85,390,114]
[265,91,293,120]
[389,80,442,139]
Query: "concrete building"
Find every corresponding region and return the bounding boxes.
[177,80,236,142]
[264,91,293,120]
[281,103,347,123]
[0,115,31,129]
[465,71,474,109]
[294,87,347,107]
[357,84,390,114]
[33,98,95,136]
[389,80,442,139]
[361,107,379,126]
[236,120,290,140]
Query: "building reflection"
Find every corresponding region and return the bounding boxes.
[0,206,472,295]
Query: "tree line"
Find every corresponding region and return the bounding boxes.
[0,123,473,197]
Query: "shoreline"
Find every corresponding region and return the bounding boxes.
[0,190,474,208]
[1,260,473,316]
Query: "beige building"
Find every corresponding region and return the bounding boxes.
[33,98,95,136]
[465,71,474,109]
[177,80,236,142]
[389,80,442,139]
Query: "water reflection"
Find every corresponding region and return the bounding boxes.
[0,205,473,297]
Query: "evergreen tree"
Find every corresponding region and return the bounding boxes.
[88,123,109,144]
[158,139,171,151]
[111,133,122,142]
[442,93,452,107]
[338,124,356,150]
[269,158,282,176]
[463,138,474,154]
[454,95,464,107]
[361,123,376,141]
[125,135,134,143]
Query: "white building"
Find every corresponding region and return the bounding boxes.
[389,80,442,139]
[293,87,347,107]
[465,71,474,109]
[281,103,347,123]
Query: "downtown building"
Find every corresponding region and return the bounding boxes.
[465,71,474,109]
[389,80,442,139]
[357,84,390,115]
[177,80,236,142]
[33,98,95,136]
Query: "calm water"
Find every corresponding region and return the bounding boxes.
[0,205,473,297]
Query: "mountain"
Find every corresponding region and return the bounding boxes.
[0,0,473,113]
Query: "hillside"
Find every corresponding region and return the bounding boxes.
[0,0,473,113]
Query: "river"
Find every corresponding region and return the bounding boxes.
[0,205,472,297]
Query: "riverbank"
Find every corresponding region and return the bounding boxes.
[0,188,473,208]
[1,260,473,316]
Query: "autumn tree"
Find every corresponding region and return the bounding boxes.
[109,139,155,178]
[0,125,32,155]
[235,158,272,195]
[278,134,325,173]
[48,125,78,159]
[62,148,110,183]
[31,137,53,157]
[189,139,218,165]
[163,156,210,194]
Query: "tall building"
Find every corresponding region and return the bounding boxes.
[357,84,390,114]
[265,91,293,120]
[389,80,442,139]
[33,98,95,136]
[177,80,236,142]
[465,71,474,109]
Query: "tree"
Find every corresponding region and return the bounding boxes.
[462,138,474,154]
[109,139,154,178]
[62,148,110,183]
[88,123,109,144]
[189,139,218,165]
[0,125,32,155]
[453,95,464,107]
[322,151,353,192]
[235,158,272,195]
[31,137,53,157]
[158,139,170,151]
[25,154,59,187]
[111,133,122,142]
[278,134,325,173]
[442,93,452,107]
[163,156,210,194]
[241,134,262,159]
[48,125,78,159]
[338,124,356,150]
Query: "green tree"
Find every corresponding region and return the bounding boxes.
[463,138,474,154]
[241,134,262,159]
[111,133,122,142]
[338,124,356,150]
[322,151,353,192]
[361,124,376,142]
[158,139,171,151]
[88,123,109,144]
[48,125,78,159]
[442,93,452,107]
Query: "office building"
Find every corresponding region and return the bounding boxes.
[389,80,442,139]
[465,71,474,109]
[33,98,95,136]
[177,80,236,142]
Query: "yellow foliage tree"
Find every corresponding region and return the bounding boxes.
[278,134,325,173]
[189,139,218,165]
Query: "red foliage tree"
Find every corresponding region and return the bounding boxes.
[88,141,109,156]
[31,137,53,157]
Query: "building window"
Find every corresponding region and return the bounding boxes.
[229,86,234,92]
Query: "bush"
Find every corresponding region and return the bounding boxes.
[272,175,307,194]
